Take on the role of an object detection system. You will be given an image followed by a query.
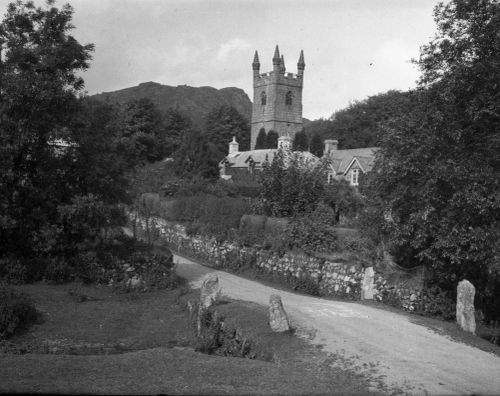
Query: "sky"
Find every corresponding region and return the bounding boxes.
[1,0,441,120]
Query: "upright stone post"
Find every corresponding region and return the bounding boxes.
[456,279,476,334]
[268,294,290,332]
[197,274,221,335]
[361,266,375,300]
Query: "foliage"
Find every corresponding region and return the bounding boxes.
[57,194,127,254]
[305,91,419,149]
[265,130,279,149]
[204,105,250,152]
[168,194,251,241]
[309,133,323,157]
[361,0,500,319]
[69,98,130,204]
[257,150,326,217]
[172,128,220,179]
[111,251,180,292]
[286,203,338,254]
[163,108,191,156]
[118,98,167,164]
[323,179,365,223]
[0,0,94,258]
[292,129,308,151]
[255,128,267,149]
[0,284,38,339]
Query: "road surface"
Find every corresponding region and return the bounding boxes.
[175,253,500,395]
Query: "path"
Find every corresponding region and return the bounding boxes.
[175,253,500,395]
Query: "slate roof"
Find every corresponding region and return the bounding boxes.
[221,149,318,168]
[327,147,379,174]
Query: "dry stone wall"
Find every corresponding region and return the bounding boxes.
[131,213,423,311]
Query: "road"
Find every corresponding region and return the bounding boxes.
[175,253,500,395]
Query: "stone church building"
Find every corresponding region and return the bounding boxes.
[219,46,378,186]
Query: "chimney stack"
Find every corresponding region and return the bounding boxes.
[229,136,239,155]
[324,139,338,154]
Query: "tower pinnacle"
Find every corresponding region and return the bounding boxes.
[297,50,305,69]
[252,50,260,70]
[272,45,281,71]
[280,54,286,73]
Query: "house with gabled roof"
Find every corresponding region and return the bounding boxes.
[219,135,318,182]
[323,139,378,186]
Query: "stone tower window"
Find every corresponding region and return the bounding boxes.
[261,91,267,106]
[285,91,292,106]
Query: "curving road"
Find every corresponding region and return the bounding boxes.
[175,253,500,395]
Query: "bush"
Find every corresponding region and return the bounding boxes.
[286,203,338,254]
[0,285,38,339]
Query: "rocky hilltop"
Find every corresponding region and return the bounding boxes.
[92,82,252,128]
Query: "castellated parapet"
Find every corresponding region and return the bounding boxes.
[250,46,305,149]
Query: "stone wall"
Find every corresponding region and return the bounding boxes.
[131,213,424,311]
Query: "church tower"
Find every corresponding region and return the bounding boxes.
[250,46,305,149]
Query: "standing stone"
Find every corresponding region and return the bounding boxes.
[361,266,375,300]
[199,274,221,310]
[456,279,476,334]
[268,294,290,332]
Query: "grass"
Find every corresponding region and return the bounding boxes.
[0,282,375,395]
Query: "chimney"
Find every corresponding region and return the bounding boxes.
[324,139,338,154]
[229,136,239,155]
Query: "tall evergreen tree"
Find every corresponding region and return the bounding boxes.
[255,128,267,149]
[292,129,309,151]
[310,133,324,157]
[265,130,279,149]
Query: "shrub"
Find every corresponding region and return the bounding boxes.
[286,203,338,254]
[0,285,38,339]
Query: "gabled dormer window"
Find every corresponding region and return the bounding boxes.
[261,91,267,106]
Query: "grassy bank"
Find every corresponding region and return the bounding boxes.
[0,282,374,394]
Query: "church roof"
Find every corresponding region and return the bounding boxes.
[327,147,379,174]
[221,149,318,168]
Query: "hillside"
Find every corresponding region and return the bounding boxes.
[92,82,252,128]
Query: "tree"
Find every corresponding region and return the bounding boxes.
[163,108,191,156]
[255,128,267,149]
[0,0,95,257]
[204,105,250,153]
[119,97,166,165]
[310,133,324,157]
[257,151,327,217]
[362,0,500,314]
[265,130,279,149]
[292,129,308,151]
[172,128,220,180]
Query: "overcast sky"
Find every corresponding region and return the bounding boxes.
[1,0,441,120]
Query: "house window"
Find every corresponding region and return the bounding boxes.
[261,91,266,106]
[285,91,292,105]
[351,169,359,186]
[327,173,334,184]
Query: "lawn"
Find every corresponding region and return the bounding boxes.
[0,282,375,394]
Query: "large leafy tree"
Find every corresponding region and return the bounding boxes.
[205,105,250,153]
[0,0,95,256]
[119,97,166,165]
[363,0,500,303]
